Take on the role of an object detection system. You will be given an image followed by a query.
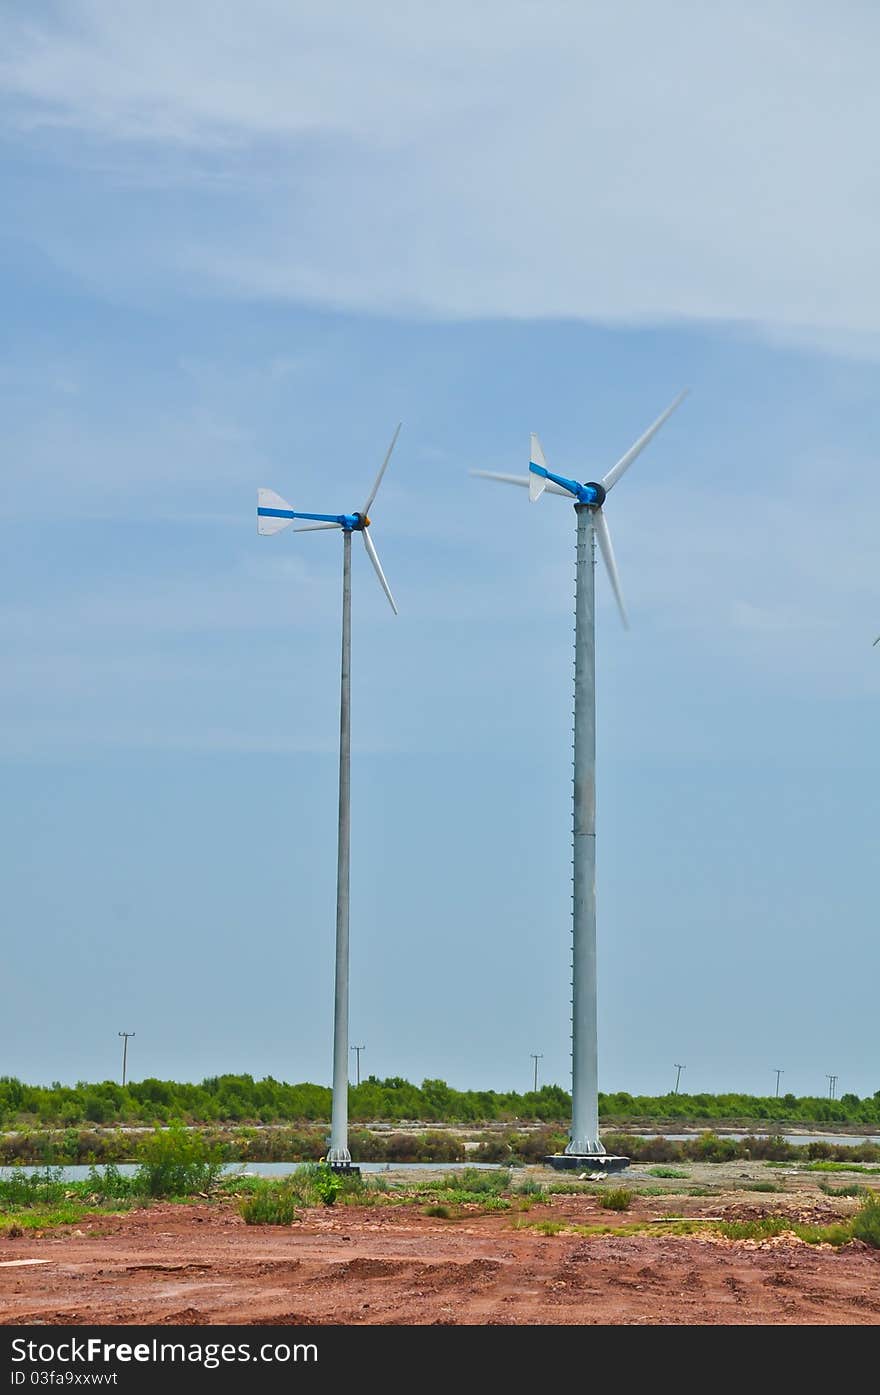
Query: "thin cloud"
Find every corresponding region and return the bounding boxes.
[4,4,880,345]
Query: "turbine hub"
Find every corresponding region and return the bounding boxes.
[584,481,606,507]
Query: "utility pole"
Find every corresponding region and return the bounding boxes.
[530,1053,543,1093]
[827,1074,838,1100]
[774,1069,783,1098]
[350,1044,365,1087]
[118,1032,135,1088]
[673,1063,685,1095]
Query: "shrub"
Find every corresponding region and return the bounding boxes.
[647,1167,689,1179]
[134,1126,222,1197]
[424,1204,453,1219]
[597,1188,633,1211]
[851,1193,880,1247]
[240,1186,300,1226]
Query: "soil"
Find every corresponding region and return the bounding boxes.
[2,1164,878,1326]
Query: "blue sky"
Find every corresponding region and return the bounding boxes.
[2,3,879,1099]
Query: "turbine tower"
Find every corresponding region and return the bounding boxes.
[257,425,401,1169]
[474,393,687,1170]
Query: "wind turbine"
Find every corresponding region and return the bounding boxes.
[257,424,401,1169]
[473,393,687,1170]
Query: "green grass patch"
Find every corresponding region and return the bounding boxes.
[819,1181,865,1198]
[737,1180,782,1193]
[647,1166,689,1179]
[424,1203,454,1219]
[239,1186,300,1226]
[597,1187,633,1211]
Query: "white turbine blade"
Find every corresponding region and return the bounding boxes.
[362,422,401,516]
[529,432,547,501]
[593,508,628,629]
[471,469,571,497]
[291,522,342,532]
[362,530,398,614]
[257,487,295,535]
[601,389,689,493]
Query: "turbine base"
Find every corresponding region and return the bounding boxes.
[328,1161,361,1176]
[544,1153,630,1174]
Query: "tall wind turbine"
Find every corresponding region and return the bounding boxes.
[257,425,401,1169]
[473,393,687,1170]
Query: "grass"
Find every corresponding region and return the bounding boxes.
[738,1180,782,1193]
[769,1160,880,1174]
[647,1166,689,1179]
[424,1203,454,1219]
[0,1201,127,1232]
[819,1181,865,1198]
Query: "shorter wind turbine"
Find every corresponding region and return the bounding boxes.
[473,393,687,1169]
[257,424,401,1168]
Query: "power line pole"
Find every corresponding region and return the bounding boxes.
[118,1032,135,1088]
[350,1044,365,1087]
[774,1069,783,1098]
[826,1074,838,1100]
[673,1063,685,1095]
[530,1053,543,1093]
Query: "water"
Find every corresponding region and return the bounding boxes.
[0,1160,504,1184]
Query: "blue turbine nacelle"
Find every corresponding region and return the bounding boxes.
[529,463,606,507]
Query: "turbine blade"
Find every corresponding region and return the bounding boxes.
[601,389,689,493]
[291,522,342,532]
[593,507,629,629]
[471,470,571,497]
[257,487,295,535]
[363,422,402,516]
[362,530,398,614]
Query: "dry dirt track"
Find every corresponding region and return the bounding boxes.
[2,1193,879,1326]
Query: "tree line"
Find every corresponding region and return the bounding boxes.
[0,1074,878,1128]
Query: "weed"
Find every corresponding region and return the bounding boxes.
[739,1181,782,1193]
[647,1167,689,1179]
[424,1204,453,1219]
[597,1188,633,1211]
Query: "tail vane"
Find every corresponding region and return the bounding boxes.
[529,433,548,501]
[257,488,296,535]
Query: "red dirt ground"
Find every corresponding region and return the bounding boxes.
[2,1193,879,1325]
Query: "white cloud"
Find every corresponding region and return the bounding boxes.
[4,3,880,343]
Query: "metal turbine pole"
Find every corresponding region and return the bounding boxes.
[531,1053,543,1093]
[328,530,352,1165]
[566,506,602,1156]
[118,1032,135,1088]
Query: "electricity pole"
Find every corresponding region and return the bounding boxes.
[774,1069,783,1098]
[118,1032,135,1088]
[827,1074,838,1100]
[350,1044,365,1087]
[673,1064,685,1095]
[530,1053,543,1093]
